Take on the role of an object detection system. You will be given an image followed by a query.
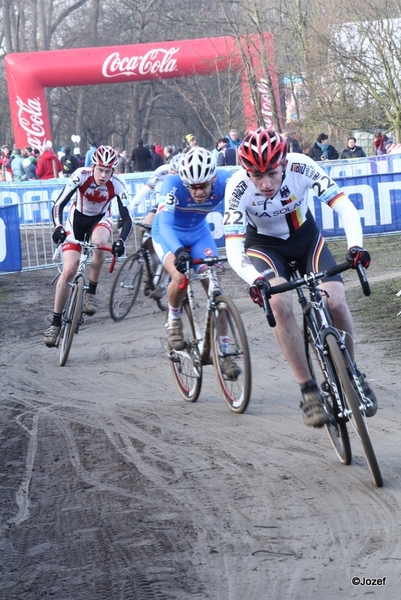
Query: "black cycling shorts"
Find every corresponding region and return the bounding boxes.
[245,212,343,283]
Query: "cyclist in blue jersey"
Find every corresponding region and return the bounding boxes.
[152,147,237,375]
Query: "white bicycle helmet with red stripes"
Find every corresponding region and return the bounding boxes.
[179,147,216,185]
[92,145,119,169]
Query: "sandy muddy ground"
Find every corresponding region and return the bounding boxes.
[0,259,400,600]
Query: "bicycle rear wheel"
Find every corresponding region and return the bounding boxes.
[59,276,84,367]
[326,334,383,487]
[109,253,143,321]
[168,299,202,402]
[305,324,351,465]
[211,295,251,414]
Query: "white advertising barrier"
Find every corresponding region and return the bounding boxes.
[1,160,401,272]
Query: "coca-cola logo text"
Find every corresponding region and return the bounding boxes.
[16,96,49,150]
[257,79,274,129]
[102,48,179,78]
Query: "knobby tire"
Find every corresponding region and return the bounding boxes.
[326,335,383,487]
[59,276,84,367]
[306,324,351,465]
[211,295,251,414]
[168,299,202,402]
[155,267,168,312]
[109,253,143,321]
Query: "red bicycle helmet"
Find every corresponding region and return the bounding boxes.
[92,145,119,169]
[238,128,287,172]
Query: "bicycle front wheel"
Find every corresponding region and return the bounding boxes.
[59,276,84,367]
[168,299,202,402]
[211,295,251,414]
[326,334,383,487]
[109,253,143,321]
[156,268,169,312]
[305,323,351,465]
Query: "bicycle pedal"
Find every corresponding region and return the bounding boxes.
[321,381,331,393]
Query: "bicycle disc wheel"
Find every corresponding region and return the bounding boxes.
[326,334,383,487]
[210,295,251,414]
[168,299,202,402]
[109,253,143,321]
[305,323,351,465]
[59,276,84,367]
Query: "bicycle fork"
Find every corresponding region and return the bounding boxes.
[186,283,213,365]
[303,300,350,421]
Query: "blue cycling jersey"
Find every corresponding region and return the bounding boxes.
[154,169,233,253]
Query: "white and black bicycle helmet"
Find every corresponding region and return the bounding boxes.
[92,145,119,169]
[178,147,216,185]
[169,153,183,173]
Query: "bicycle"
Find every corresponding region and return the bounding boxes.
[165,256,252,414]
[53,236,115,367]
[109,223,169,321]
[257,261,383,487]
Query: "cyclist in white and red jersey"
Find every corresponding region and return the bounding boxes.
[224,128,377,427]
[126,154,183,273]
[43,145,132,347]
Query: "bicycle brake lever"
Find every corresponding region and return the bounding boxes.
[178,275,188,290]
[356,263,371,296]
[109,255,116,273]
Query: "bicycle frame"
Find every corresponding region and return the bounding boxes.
[168,256,251,413]
[181,258,222,364]
[56,237,114,366]
[293,269,359,421]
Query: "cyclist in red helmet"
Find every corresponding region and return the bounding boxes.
[224,128,377,427]
[44,145,132,347]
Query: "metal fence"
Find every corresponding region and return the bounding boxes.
[0,174,159,274]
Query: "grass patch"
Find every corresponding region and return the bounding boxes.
[327,235,401,355]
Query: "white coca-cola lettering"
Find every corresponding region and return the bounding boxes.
[257,79,274,128]
[16,96,47,149]
[102,48,179,78]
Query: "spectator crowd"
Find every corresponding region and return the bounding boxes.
[0,128,397,183]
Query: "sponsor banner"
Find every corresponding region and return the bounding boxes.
[1,165,401,251]
[0,205,22,272]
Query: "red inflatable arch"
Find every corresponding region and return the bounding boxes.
[5,34,279,150]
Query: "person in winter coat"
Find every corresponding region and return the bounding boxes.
[217,137,237,166]
[0,145,14,181]
[22,147,39,180]
[340,137,366,159]
[11,148,25,181]
[149,145,164,170]
[60,146,78,177]
[309,133,339,162]
[131,139,152,172]
[36,144,63,179]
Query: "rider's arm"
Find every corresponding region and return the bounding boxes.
[114,180,133,242]
[129,184,153,214]
[157,198,182,252]
[52,173,81,227]
[329,193,363,248]
[224,172,263,285]
[309,162,364,248]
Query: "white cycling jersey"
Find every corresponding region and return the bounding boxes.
[224,153,363,285]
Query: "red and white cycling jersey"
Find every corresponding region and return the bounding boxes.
[52,167,132,242]
[224,153,363,285]
[53,167,128,223]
